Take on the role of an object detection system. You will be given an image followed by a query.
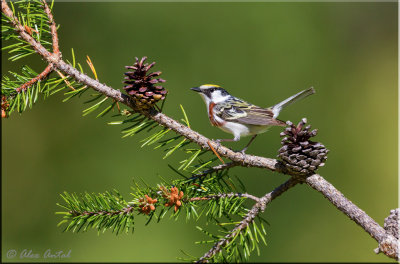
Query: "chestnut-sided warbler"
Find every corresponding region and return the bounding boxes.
[191,84,315,153]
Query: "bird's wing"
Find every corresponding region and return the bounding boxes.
[215,98,286,126]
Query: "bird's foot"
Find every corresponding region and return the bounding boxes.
[238,147,248,162]
[239,146,248,154]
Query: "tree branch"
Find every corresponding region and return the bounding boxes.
[8,0,60,93]
[16,63,53,93]
[2,1,397,260]
[306,175,399,259]
[189,192,260,203]
[146,109,290,172]
[1,0,55,62]
[41,0,60,55]
[197,177,300,262]
[69,205,134,217]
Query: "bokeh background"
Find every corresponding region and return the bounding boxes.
[2,1,397,262]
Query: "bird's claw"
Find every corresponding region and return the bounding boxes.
[239,148,247,162]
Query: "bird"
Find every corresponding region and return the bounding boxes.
[190,84,315,153]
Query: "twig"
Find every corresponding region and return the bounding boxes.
[189,192,260,203]
[70,206,134,217]
[2,1,398,260]
[197,177,300,262]
[24,24,38,35]
[2,0,53,61]
[16,64,53,92]
[12,0,60,93]
[192,162,238,178]
[41,0,60,55]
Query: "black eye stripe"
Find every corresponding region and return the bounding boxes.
[206,88,215,94]
[206,87,228,96]
[204,87,228,96]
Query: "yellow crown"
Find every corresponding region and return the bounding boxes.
[200,84,221,88]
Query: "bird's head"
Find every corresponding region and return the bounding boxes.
[191,84,231,104]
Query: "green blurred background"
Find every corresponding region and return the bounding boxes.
[2,1,397,262]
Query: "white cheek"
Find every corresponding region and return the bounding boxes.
[212,91,230,103]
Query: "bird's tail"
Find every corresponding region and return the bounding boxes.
[271,87,315,118]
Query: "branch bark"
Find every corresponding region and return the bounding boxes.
[41,0,60,55]
[2,1,397,260]
[189,192,260,203]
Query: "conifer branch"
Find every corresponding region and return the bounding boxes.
[69,205,135,218]
[4,0,59,94]
[1,0,285,174]
[3,0,287,172]
[57,191,136,234]
[1,0,55,62]
[2,1,398,261]
[41,0,59,55]
[16,63,53,92]
[197,177,299,262]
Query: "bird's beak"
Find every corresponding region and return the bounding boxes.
[190,87,202,93]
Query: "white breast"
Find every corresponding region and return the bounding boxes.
[219,121,250,140]
[219,121,270,141]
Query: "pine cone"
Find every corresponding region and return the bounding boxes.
[384,209,399,240]
[123,57,167,110]
[278,118,329,175]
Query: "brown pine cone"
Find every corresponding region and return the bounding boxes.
[123,57,167,110]
[278,118,329,175]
